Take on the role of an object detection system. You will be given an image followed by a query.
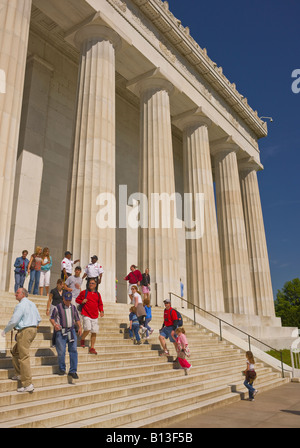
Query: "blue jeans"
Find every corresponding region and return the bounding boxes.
[144,318,152,337]
[244,379,256,399]
[55,329,78,373]
[28,270,41,295]
[14,272,26,292]
[129,323,140,342]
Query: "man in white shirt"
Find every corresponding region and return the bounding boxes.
[61,251,80,280]
[65,266,83,305]
[1,288,41,393]
[82,255,104,291]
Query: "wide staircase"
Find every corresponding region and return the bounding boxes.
[0,292,289,428]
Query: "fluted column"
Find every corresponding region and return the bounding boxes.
[212,138,255,315]
[239,158,275,317]
[0,0,32,289]
[130,72,179,303]
[173,109,224,312]
[67,24,121,302]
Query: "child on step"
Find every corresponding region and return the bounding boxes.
[143,297,154,339]
[175,327,192,375]
[128,306,141,345]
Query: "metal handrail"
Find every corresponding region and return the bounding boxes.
[169,292,285,378]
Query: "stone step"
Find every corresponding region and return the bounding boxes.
[0,384,236,428]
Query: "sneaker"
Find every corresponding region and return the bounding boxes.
[17,384,34,393]
[89,348,97,355]
[57,370,66,376]
[149,329,154,335]
[68,372,79,379]
[253,389,259,397]
[11,375,21,381]
[80,339,85,348]
[136,340,142,345]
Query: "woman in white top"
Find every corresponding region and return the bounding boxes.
[131,285,146,333]
[243,351,258,401]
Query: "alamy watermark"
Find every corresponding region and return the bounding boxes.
[291,69,300,94]
[96,185,205,240]
[0,69,6,94]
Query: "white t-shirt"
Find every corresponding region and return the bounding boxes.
[65,275,83,300]
[84,262,104,278]
[61,257,74,275]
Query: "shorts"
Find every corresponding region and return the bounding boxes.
[82,315,99,333]
[39,270,51,287]
[142,286,150,294]
[159,326,177,343]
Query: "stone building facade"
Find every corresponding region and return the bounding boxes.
[1,0,287,341]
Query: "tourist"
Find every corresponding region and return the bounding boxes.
[61,251,80,280]
[124,265,142,304]
[13,250,29,293]
[141,268,151,301]
[1,288,41,392]
[65,266,83,305]
[158,298,179,356]
[39,247,52,296]
[27,246,43,295]
[128,306,141,345]
[243,351,258,401]
[175,327,192,375]
[46,279,64,317]
[50,291,82,378]
[82,255,104,291]
[76,279,104,355]
[131,285,146,336]
[143,297,154,338]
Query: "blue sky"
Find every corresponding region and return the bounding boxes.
[169,0,300,298]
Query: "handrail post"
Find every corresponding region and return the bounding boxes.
[280,351,284,378]
[248,335,251,352]
[193,305,196,325]
[219,320,222,341]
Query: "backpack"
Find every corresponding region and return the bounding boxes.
[170,307,183,327]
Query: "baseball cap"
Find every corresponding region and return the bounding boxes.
[163,298,171,303]
[63,291,72,301]
[91,255,98,260]
[65,251,72,256]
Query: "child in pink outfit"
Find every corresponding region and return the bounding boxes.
[175,327,192,374]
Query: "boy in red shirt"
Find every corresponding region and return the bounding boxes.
[76,279,104,354]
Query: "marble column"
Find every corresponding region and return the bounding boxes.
[67,24,121,302]
[129,71,180,304]
[0,0,32,290]
[211,138,255,315]
[239,158,275,317]
[173,109,224,312]
[7,55,53,292]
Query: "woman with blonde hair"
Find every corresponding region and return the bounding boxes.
[27,246,43,295]
[243,351,258,401]
[131,285,147,336]
[39,247,52,296]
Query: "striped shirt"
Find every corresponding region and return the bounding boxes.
[51,303,80,329]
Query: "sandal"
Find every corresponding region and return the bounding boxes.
[160,350,169,357]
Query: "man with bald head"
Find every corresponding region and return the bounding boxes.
[2,288,41,392]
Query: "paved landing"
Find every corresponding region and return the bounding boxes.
[167,382,300,428]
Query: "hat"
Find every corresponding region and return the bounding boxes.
[91,255,98,260]
[63,291,72,301]
[65,251,72,256]
[163,298,171,303]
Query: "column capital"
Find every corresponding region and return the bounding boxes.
[127,68,177,97]
[74,23,122,52]
[238,156,264,173]
[172,107,212,131]
[210,136,240,157]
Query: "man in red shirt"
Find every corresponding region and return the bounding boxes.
[76,279,104,354]
[124,265,142,304]
[158,298,179,356]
